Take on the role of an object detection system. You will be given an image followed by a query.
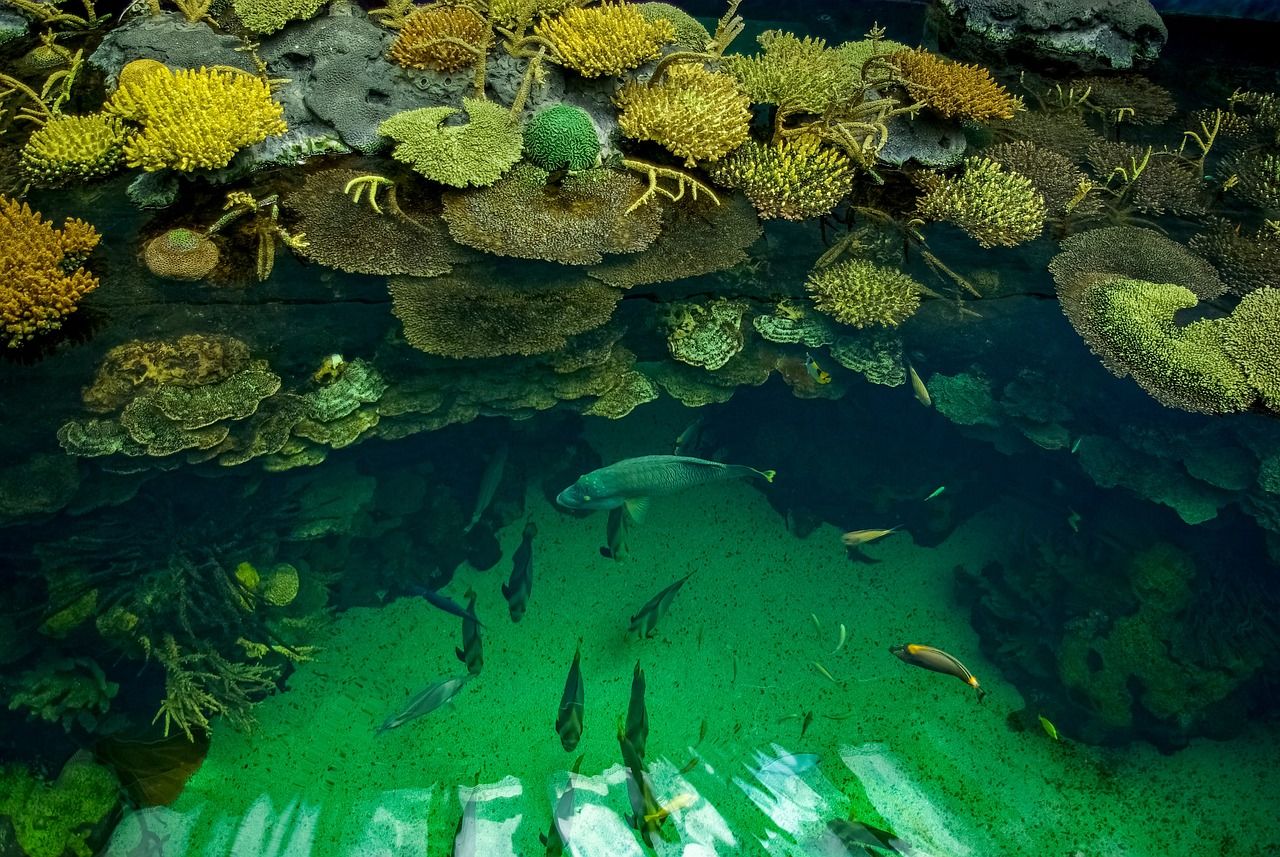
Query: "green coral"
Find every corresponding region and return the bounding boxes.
[636,2,710,51]
[710,137,855,221]
[930,372,1001,427]
[6,656,117,732]
[722,30,900,114]
[1050,226,1224,301]
[379,98,524,188]
[522,105,600,171]
[0,758,119,857]
[805,259,922,329]
[663,298,750,370]
[299,359,387,422]
[233,0,326,33]
[916,156,1047,248]
[1220,288,1280,411]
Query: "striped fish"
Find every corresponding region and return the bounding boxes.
[890,644,985,701]
[555,646,585,752]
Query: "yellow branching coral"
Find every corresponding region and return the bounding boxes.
[144,228,220,281]
[0,195,100,348]
[388,5,489,73]
[20,113,128,186]
[615,64,750,166]
[106,63,286,172]
[534,2,675,78]
[915,156,1046,248]
[233,0,326,34]
[441,163,662,264]
[721,30,887,115]
[637,2,710,51]
[806,258,922,329]
[888,48,1021,121]
[709,136,855,220]
[487,0,576,29]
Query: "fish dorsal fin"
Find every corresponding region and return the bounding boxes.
[624,497,650,525]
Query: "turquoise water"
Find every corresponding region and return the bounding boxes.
[2,0,1280,855]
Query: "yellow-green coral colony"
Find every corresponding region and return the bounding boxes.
[534,2,676,78]
[20,114,128,186]
[615,64,751,166]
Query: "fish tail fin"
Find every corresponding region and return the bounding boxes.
[456,647,466,662]
[500,581,511,599]
[976,685,987,704]
[759,469,776,483]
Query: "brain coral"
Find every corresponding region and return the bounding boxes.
[379,98,523,188]
[534,2,675,78]
[915,156,1046,247]
[20,113,127,187]
[522,104,600,171]
[709,136,856,220]
[233,0,327,34]
[616,64,751,166]
[805,258,923,329]
[441,163,662,265]
[388,5,490,72]
[144,229,220,281]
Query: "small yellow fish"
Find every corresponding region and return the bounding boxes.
[841,526,900,547]
[644,792,697,824]
[1039,714,1060,741]
[909,365,932,407]
[805,353,831,385]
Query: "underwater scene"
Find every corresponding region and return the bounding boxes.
[3,0,1280,854]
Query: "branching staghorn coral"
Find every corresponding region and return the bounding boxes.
[709,136,855,221]
[622,158,718,212]
[388,5,491,73]
[615,63,750,167]
[533,2,674,78]
[441,163,662,264]
[915,156,1046,248]
[19,113,127,187]
[105,63,286,172]
[153,635,278,740]
[1085,140,1207,218]
[982,140,1101,220]
[522,104,600,171]
[379,98,523,188]
[806,258,923,329]
[0,195,100,348]
[233,0,327,34]
[887,48,1022,121]
[1068,74,1177,126]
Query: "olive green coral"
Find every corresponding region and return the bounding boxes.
[616,63,750,166]
[982,140,1099,218]
[379,98,523,188]
[0,758,119,857]
[637,2,709,51]
[721,30,885,114]
[20,113,127,186]
[522,104,600,171]
[388,5,489,72]
[1220,288,1280,412]
[144,228,220,281]
[1050,226,1224,301]
[915,156,1046,248]
[534,2,675,78]
[233,0,327,34]
[709,137,855,220]
[805,258,923,329]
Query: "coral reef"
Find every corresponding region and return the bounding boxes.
[722,30,897,114]
[1085,140,1206,216]
[522,104,601,171]
[534,2,675,78]
[233,0,327,34]
[709,137,855,221]
[636,2,709,51]
[0,756,119,857]
[615,64,750,167]
[1071,73,1176,125]
[1189,219,1280,296]
[1219,288,1280,412]
[441,164,662,264]
[379,98,523,188]
[0,196,100,348]
[81,334,252,413]
[1049,226,1225,300]
[388,5,489,73]
[105,62,287,171]
[887,48,1023,121]
[805,259,923,329]
[19,114,127,187]
[981,140,1099,218]
[143,228,220,281]
[663,298,750,370]
[915,156,1047,247]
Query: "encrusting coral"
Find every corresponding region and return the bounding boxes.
[105,62,286,172]
[887,48,1023,121]
[615,63,751,167]
[388,5,490,73]
[709,137,855,220]
[144,228,220,281]
[233,0,327,34]
[0,195,100,348]
[805,258,923,329]
[379,98,523,188]
[441,163,662,264]
[915,156,1047,248]
[663,298,750,370]
[19,113,127,186]
[522,104,600,171]
[534,2,675,78]
[81,334,253,413]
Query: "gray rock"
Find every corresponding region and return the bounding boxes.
[0,6,28,46]
[127,171,181,209]
[88,12,255,88]
[879,109,968,169]
[932,0,1167,71]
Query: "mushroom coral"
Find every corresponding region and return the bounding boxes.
[533,2,675,78]
[105,63,286,172]
[615,64,751,167]
[233,0,327,34]
[0,195,100,348]
[441,163,662,264]
[389,268,622,358]
[805,258,922,329]
[144,228,220,281]
[915,156,1046,248]
[887,48,1023,121]
[1049,226,1224,300]
[20,113,127,187]
[522,104,600,171]
[709,137,855,221]
[379,98,523,188]
[388,5,490,73]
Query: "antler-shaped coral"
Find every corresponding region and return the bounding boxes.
[344,174,397,215]
[622,158,720,214]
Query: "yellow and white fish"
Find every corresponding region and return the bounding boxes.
[805,353,831,385]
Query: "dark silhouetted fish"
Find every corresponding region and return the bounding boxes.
[555,645,585,751]
[891,643,985,701]
[600,505,631,560]
[376,675,468,734]
[416,586,486,629]
[625,661,649,760]
[628,572,694,638]
[502,520,536,622]
[540,754,584,856]
[463,444,508,535]
[814,818,910,855]
[618,723,663,848]
[455,589,483,677]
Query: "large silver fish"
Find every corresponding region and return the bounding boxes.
[463,444,509,534]
[556,455,775,521]
[376,675,468,734]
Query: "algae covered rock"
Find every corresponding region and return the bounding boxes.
[0,755,119,857]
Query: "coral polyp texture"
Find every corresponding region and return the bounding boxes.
[19,113,128,187]
[487,0,576,28]
[233,0,327,35]
[1219,288,1280,412]
[805,258,923,329]
[615,64,751,166]
[710,137,856,220]
[388,5,490,72]
[915,156,1046,247]
[105,63,286,172]
[981,140,1098,218]
[1189,219,1280,296]
[441,163,662,264]
[144,229,220,281]
[522,104,601,171]
[533,2,675,78]
[722,30,893,114]
[0,196,100,348]
[1049,226,1224,301]
[379,98,523,188]
[637,1,710,51]
[888,48,1023,121]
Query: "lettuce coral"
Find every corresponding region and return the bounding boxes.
[106,63,286,172]
[522,104,600,171]
[887,48,1022,121]
[144,228,220,281]
[664,298,749,370]
[534,2,675,78]
[233,0,327,34]
[379,98,523,188]
[20,113,127,186]
[0,195,100,348]
[441,163,662,264]
[915,156,1046,247]
[805,258,922,329]
[388,5,489,72]
[616,64,750,166]
[709,137,855,220]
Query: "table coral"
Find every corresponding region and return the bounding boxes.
[1219,288,1280,412]
[709,137,855,220]
[388,5,489,73]
[887,48,1023,121]
[82,334,252,413]
[19,113,127,187]
[522,104,600,171]
[916,156,1046,247]
[616,64,750,166]
[143,228,220,281]
[1049,226,1224,300]
[805,258,923,329]
[105,62,286,172]
[0,195,100,348]
[233,0,327,34]
[534,2,674,78]
[441,163,662,264]
[379,98,523,188]
[663,298,750,370]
